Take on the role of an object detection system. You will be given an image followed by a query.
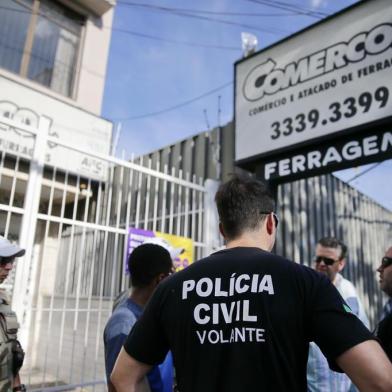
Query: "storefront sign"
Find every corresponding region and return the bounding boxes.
[0,76,112,181]
[259,128,392,182]
[235,0,392,171]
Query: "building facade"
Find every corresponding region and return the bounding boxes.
[1,1,391,389]
[0,0,116,389]
[0,0,115,239]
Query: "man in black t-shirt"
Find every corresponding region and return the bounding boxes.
[111,175,392,392]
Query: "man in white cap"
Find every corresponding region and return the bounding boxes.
[0,236,26,392]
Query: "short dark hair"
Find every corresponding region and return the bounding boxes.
[215,175,275,240]
[317,237,348,260]
[128,244,173,288]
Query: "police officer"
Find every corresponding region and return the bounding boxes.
[0,236,26,392]
[111,175,392,392]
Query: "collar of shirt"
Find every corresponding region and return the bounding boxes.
[333,273,343,289]
[381,298,392,321]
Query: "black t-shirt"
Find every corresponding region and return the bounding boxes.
[378,313,392,361]
[124,247,373,392]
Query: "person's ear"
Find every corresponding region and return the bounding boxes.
[266,214,274,235]
[337,258,346,272]
[156,273,167,285]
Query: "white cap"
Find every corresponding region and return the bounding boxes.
[142,237,184,260]
[0,236,25,258]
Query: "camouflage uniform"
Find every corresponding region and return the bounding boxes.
[0,291,19,392]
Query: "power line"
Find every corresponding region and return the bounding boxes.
[272,0,329,16]
[117,1,290,35]
[116,1,302,17]
[346,162,383,184]
[0,5,234,126]
[0,5,244,52]
[113,81,233,122]
[112,27,239,51]
[246,0,327,19]
[0,1,334,54]
[250,0,328,16]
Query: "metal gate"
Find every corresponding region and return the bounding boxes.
[0,115,218,390]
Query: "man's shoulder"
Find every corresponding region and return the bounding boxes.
[111,300,138,323]
[162,247,321,288]
[336,275,358,298]
[104,301,138,341]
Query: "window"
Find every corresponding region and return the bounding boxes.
[0,0,84,97]
[0,0,31,74]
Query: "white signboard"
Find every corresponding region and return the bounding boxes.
[235,0,392,163]
[0,76,112,181]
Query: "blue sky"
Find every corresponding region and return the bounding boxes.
[102,0,392,211]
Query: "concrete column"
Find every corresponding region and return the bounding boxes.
[12,115,50,348]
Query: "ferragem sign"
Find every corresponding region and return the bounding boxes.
[235,0,392,181]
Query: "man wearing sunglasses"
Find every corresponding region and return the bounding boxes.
[111,175,392,392]
[0,236,26,392]
[376,247,392,361]
[307,237,369,392]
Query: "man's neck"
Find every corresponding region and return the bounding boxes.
[226,232,271,252]
[129,287,153,308]
[332,273,342,286]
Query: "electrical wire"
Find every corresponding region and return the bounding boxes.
[0,5,250,51]
[111,27,240,50]
[0,5,234,125]
[246,0,327,19]
[0,2,338,125]
[116,1,302,17]
[116,1,290,35]
[271,0,329,16]
[113,81,233,122]
[0,4,286,36]
[249,0,328,16]
[346,162,383,184]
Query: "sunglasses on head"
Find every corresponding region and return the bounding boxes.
[260,211,279,228]
[0,256,15,266]
[314,256,339,266]
[381,256,392,269]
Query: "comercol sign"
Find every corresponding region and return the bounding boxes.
[235,0,392,180]
[0,76,112,181]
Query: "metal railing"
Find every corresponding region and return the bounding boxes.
[0,114,215,390]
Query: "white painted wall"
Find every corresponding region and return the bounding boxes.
[76,7,115,115]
